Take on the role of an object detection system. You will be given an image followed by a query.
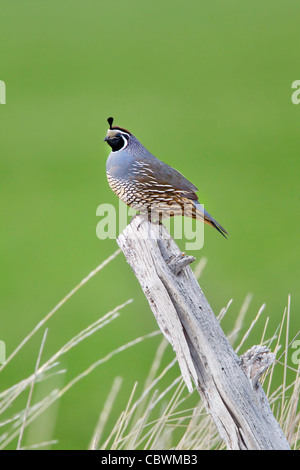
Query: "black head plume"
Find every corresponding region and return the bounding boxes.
[107,117,114,129]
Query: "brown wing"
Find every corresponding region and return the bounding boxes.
[129,158,199,200]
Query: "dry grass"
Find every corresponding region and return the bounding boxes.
[0,252,299,450]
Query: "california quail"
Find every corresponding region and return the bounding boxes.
[104,117,228,238]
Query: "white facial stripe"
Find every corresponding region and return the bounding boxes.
[106,128,131,139]
[117,130,130,139]
[118,134,129,151]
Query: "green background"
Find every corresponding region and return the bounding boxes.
[1,0,299,449]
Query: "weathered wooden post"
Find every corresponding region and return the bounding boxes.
[117,215,290,450]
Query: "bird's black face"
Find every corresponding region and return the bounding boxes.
[104,131,130,152]
[104,117,132,152]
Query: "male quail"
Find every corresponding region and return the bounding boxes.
[104,117,228,238]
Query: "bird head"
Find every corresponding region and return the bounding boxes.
[104,117,132,152]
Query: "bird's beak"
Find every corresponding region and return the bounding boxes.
[103,136,108,142]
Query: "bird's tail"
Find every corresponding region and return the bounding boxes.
[193,201,228,239]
